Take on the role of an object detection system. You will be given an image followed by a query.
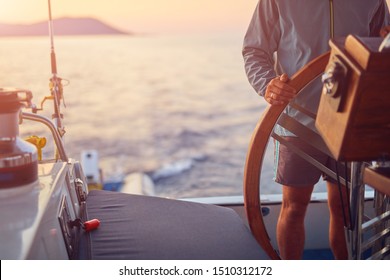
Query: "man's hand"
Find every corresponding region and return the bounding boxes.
[380,25,390,37]
[264,74,297,105]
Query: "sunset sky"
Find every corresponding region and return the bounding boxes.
[0,0,259,34]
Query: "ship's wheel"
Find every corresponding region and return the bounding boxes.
[243,52,331,260]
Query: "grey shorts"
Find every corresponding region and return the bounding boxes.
[274,137,346,187]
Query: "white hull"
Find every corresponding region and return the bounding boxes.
[0,154,376,260]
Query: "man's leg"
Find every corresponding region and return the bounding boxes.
[277,184,314,259]
[327,182,350,259]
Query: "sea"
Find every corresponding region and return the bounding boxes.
[0,33,326,198]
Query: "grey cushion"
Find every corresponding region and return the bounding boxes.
[80,190,268,260]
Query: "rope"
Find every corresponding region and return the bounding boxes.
[329,0,335,39]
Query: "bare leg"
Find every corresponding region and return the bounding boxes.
[327,182,349,259]
[277,185,314,259]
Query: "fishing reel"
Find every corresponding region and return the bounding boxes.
[32,77,67,114]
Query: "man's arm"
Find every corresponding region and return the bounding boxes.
[242,0,296,105]
[242,0,280,97]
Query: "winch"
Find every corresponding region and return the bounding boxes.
[0,88,38,189]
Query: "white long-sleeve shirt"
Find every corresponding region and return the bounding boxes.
[243,0,389,135]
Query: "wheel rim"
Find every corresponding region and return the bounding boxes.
[243,52,330,260]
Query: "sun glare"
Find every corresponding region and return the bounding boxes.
[0,0,47,24]
[0,0,259,33]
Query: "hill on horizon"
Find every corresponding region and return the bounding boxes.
[0,17,131,36]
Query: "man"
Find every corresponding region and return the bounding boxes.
[242,0,390,259]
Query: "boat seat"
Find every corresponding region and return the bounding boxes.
[78,190,269,260]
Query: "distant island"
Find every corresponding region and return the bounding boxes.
[0,17,131,36]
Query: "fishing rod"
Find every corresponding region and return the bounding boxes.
[47,0,65,138]
[28,0,67,161]
[19,0,69,162]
